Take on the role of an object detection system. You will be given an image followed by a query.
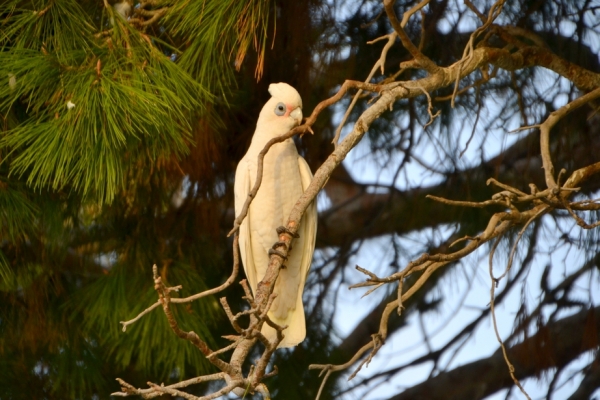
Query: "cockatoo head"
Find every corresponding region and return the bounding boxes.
[256,83,303,134]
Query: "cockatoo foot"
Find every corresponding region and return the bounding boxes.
[276,226,300,238]
[268,246,288,260]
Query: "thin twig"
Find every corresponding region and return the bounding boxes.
[332,0,431,146]
[489,240,532,399]
[383,0,438,73]
[112,373,226,398]
[415,84,441,128]
[120,235,240,331]
[450,0,506,107]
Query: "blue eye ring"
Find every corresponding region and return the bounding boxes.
[274,102,286,116]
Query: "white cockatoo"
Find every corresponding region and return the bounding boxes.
[234,83,317,348]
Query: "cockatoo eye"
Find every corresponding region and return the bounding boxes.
[274,102,286,116]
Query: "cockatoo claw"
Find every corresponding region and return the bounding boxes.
[276,226,299,238]
[268,247,288,260]
[300,126,314,138]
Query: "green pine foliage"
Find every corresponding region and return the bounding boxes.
[1,0,273,398]
[1,0,210,203]
[75,261,220,378]
[166,0,273,89]
[0,181,38,239]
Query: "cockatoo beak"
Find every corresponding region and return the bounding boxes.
[290,107,302,126]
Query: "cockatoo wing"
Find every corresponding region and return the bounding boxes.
[234,158,259,293]
[261,155,317,347]
[298,156,318,284]
[286,156,317,345]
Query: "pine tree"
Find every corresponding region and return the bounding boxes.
[1,0,271,397]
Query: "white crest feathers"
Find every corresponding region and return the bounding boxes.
[268,82,303,109]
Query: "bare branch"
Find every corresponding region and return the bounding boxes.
[333,0,431,145]
[383,0,439,73]
[450,0,506,107]
[311,151,600,387]
[120,235,240,331]
[538,87,600,190]
[112,374,227,398]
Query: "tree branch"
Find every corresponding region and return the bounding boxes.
[388,306,600,400]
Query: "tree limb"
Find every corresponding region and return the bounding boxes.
[388,306,600,400]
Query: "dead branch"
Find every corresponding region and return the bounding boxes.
[333,0,431,145]
[383,0,439,73]
[450,0,506,107]
[112,374,226,398]
[538,86,600,190]
[311,155,600,389]
[120,235,241,332]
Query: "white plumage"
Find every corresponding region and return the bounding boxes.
[234,83,317,348]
